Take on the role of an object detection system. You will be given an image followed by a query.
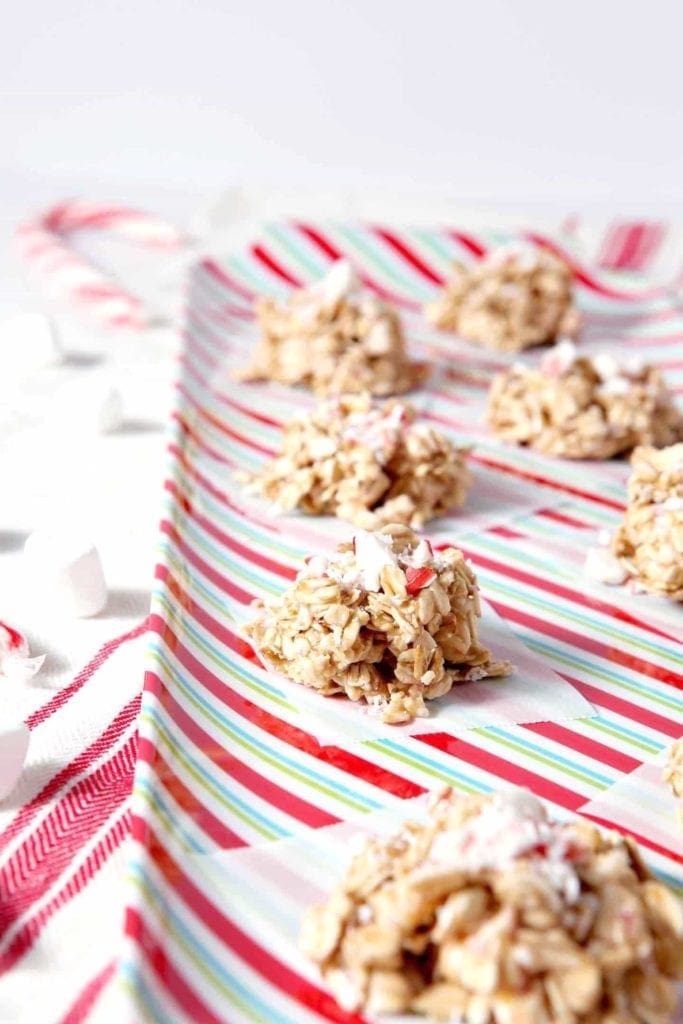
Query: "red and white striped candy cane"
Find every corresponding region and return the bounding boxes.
[16,200,186,329]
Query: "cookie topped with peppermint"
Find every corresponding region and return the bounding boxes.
[488,339,683,459]
[237,260,425,396]
[425,245,580,352]
[244,524,511,724]
[612,442,683,600]
[238,394,470,528]
[300,786,683,1021]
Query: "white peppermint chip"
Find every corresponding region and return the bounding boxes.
[539,337,577,378]
[353,531,398,591]
[318,260,359,307]
[584,546,628,586]
[591,352,621,382]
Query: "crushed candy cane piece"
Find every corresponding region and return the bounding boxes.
[405,566,437,594]
[0,622,44,682]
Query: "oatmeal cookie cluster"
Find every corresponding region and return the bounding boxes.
[425,246,580,352]
[244,525,511,724]
[239,394,470,528]
[487,339,683,459]
[237,259,423,395]
[612,443,683,600]
[300,787,683,1022]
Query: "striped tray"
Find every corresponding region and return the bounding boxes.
[121,222,683,1023]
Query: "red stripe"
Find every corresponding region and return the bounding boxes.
[137,735,245,849]
[178,381,276,457]
[160,519,252,605]
[126,830,369,1024]
[525,232,660,302]
[167,480,296,581]
[292,224,419,310]
[416,733,586,811]
[59,959,116,1024]
[456,543,681,649]
[0,811,131,975]
[371,227,444,284]
[25,619,147,730]
[580,811,683,867]
[0,727,138,926]
[1,695,141,851]
[469,453,626,512]
[523,721,641,774]
[569,678,682,740]
[152,570,424,801]
[149,661,340,831]
[168,435,281,537]
[215,390,282,429]
[612,224,646,270]
[446,230,487,258]
[251,243,302,287]
[200,258,256,302]
[294,222,343,261]
[489,598,683,696]
[125,908,225,1024]
[537,508,592,530]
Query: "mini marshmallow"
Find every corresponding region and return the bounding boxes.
[0,312,61,373]
[52,376,124,435]
[24,530,108,617]
[584,546,628,586]
[0,621,45,682]
[0,723,29,801]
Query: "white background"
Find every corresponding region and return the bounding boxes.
[1,0,682,216]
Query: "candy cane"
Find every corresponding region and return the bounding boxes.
[16,200,186,329]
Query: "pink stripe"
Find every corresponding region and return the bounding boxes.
[59,959,116,1024]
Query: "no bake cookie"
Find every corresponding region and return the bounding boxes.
[612,443,683,600]
[239,394,470,528]
[426,245,580,352]
[488,340,683,459]
[237,260,424,396]
[301,787,683,1022]
[244,524,510,724]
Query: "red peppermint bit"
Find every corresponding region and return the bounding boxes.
[405,567,436,594]
[0,621,25,651]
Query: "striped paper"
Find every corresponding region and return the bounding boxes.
[122,222,683,1024]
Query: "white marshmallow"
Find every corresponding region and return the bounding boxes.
[52,376,124,435]
[584,546,628,586]
[0,723,29,801]
[0,312,61,373]
[24,530,108,617]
